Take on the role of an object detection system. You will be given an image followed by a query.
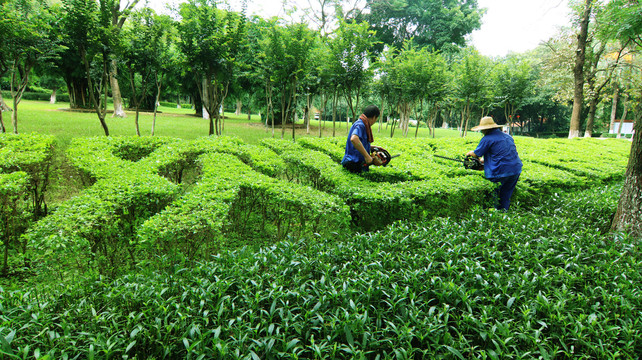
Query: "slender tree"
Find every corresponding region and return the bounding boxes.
[122,8,174,136]
[107,0,141,118]
[451,48,491,137]
[177,0,245,136]
[328,19,376,124]
[569,0,594,138]
[1,0,61,134]
[494,56,535,135]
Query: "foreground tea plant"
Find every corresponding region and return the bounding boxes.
[1,185,640,358]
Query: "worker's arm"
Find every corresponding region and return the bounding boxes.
[351,134,382,166]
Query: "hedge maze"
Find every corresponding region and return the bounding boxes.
[0,133,632,277]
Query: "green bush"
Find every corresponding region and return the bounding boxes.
[280,147,492,231]
[0,134,55,275]
[14,134,633,279]
[0,133,55,217]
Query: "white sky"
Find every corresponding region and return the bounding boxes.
[469,0,571,57]
[144,0,572,57]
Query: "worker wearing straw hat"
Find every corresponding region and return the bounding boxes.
[466,116,522,210]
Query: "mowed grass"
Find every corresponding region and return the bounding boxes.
[8,99,472,145]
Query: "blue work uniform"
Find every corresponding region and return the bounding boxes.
[341,119,371,173]
[474,128,523,210]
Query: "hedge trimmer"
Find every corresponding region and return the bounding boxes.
[434,154,483,171]
[371,146,400,167]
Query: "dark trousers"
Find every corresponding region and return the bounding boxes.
[490,173,520,210]
[342,161,368,173]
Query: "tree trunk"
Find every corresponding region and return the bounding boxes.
[610,85,619,133]
[110,60,127,118]
[152,72,163,136]
[12,97,19,134]
[379,95,385,133]
[584,97,598,137]
[0,93,10,112]
[617,95,628,139]
[82,48,109,136]
[332,90,338,138]
[50,88,57,104]
[0,108,5,133]
[569,0,593,139]
[611,107,641,238]
[306,93,311,134]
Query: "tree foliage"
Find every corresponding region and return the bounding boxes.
[361,0,483,51]
[177,0,245,136]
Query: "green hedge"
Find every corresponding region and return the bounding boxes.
[138,152,350,259]
[1,90,70,103]
[0,172,30,274]
[0,133,55,274]
[280,147,492,231]
[12,134,634,278]
[0,134,56,214]
[26,172,180,278]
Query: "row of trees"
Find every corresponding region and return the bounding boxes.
[0,0,640,141]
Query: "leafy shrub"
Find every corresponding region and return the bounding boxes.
[1,90,70,103]
[0,134,55,275]
[16,134,633,280]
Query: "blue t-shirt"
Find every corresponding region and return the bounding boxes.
[342,119,371,164]
[474,129,522,179]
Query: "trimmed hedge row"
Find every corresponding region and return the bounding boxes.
[0,90,70,103]
[0,133,55,274]
[26,136,345,275]
[0,172,30,274]
[26,172,180,278]
[280,147,493,231]
[0,133,55,216]
[139,152,349,259]
[12,134,634,277]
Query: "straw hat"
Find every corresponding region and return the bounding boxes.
[471,116,502,131]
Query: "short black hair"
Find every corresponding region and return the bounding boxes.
[363,105,380,118]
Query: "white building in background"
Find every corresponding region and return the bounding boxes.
[610,119,635,135]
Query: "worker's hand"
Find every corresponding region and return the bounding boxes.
[365,154,374,166]
[371,155,383,166]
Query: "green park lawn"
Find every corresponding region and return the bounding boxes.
[10,99,469,146]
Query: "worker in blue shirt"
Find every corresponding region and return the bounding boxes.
[341,105,383,173]
[466,117,523,210]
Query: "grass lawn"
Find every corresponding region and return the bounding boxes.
[7,100,471,145]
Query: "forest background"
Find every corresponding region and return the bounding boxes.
[1,0,640,140]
